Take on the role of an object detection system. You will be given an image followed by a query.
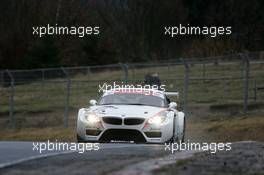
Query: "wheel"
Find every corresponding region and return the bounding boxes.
[170,113,185,143]
[182,118,186,143]
[170,114,178,143]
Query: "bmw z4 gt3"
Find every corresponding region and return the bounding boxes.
[77,88,185,143]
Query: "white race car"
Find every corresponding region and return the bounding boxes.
[77,88,185,143]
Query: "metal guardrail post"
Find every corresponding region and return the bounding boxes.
[167,63,170,77]
[119,63,128,83]
[86,67,91,76]
[61,67,71,128]
[202,63,205,83]
[129,64,136,81]
[254,78,257,102]
[0,70,4,86]
[240,54,250,113]
[223,79,227,101]
[41,69,45,81]
[183,60,189,114]
[6,70,15,128]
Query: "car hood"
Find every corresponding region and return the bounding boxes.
[88,105,166,118]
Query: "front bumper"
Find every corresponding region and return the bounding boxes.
[77,116,173,143]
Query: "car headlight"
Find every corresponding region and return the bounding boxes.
[148,116,166,125]
[82,113,100,124]
[147,111,167,125]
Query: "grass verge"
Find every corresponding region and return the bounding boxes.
[187,115,264,142]
[0,114,263,142]
[0,127,76,142]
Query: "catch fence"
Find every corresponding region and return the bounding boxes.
[0,52,264,128]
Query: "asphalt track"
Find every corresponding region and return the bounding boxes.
[0,141,159,167]
[0,141,69,167]
[0,128,199,174]
[0,141,198,175]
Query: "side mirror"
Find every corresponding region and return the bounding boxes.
[89,99,97,106]
[169,102,177,109]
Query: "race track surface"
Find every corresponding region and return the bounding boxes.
[0,141,174,175]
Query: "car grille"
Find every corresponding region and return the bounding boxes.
[124,118,145,125]
[99,129,146,143]
[102,117,122,125]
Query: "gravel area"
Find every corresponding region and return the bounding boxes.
[155,141,264,175]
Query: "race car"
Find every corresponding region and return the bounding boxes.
[77,88,185,143]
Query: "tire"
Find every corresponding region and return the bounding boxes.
[182,118,186,143]
[169,114,185,143]
[170,114,178,143]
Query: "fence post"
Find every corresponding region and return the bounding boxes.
[241,54,250,113]
[61,67,71,128]
[41,69,45,81]
[129,64,136,81]
[0,70,4,86]
[202,63,205,83]
[119,63,128,83]
[6,70,15,128]
[223,79,227,101]
[167,63,170,77]
[183,60,189,114]
[86,66,91,76]
[254,78,257,102]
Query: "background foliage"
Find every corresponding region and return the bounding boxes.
[0,0,263,69]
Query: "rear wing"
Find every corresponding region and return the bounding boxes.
[164,91,179,98]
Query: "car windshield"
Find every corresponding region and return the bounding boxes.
[99,93,168,107]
